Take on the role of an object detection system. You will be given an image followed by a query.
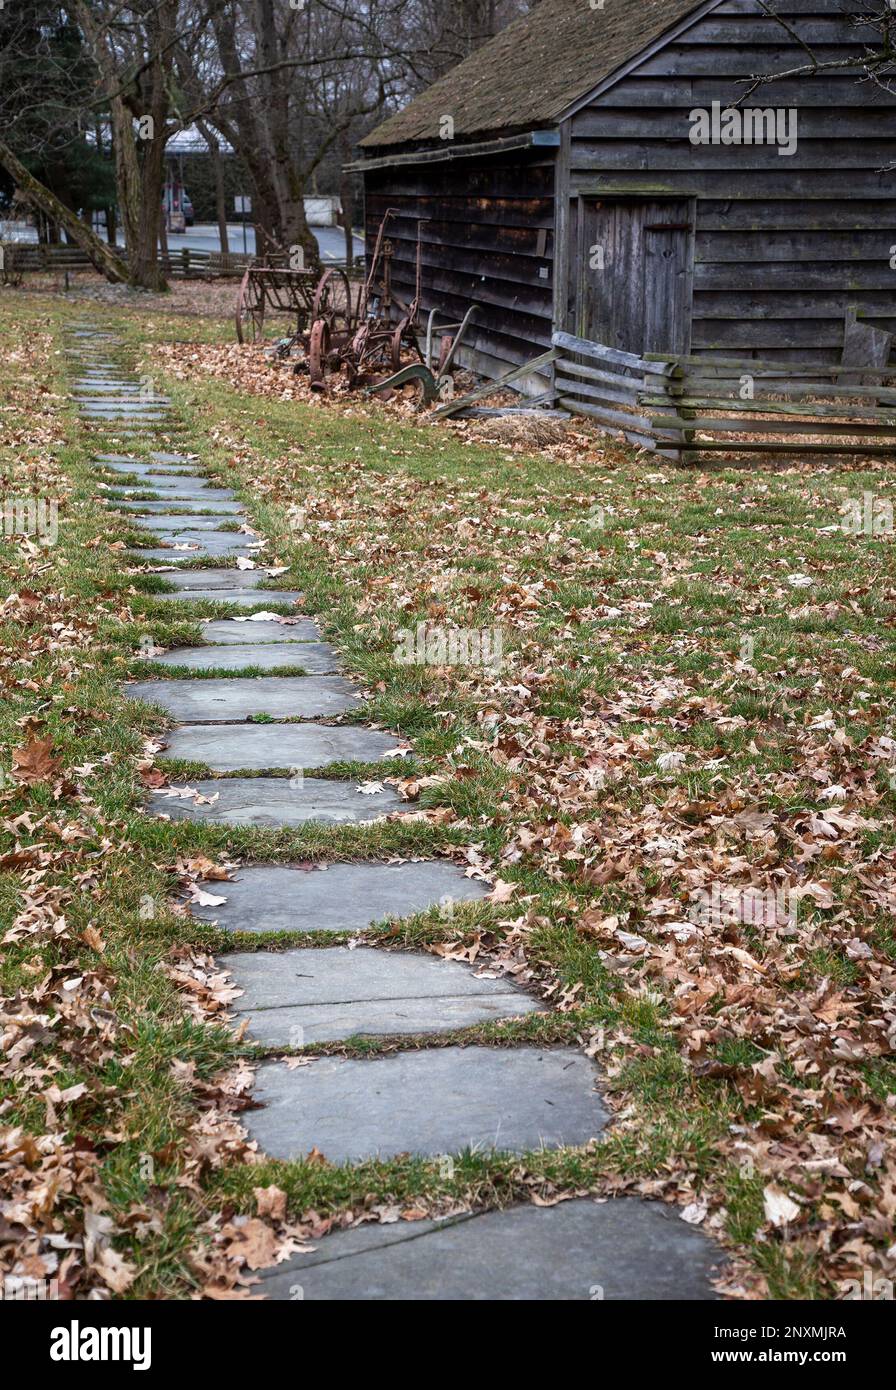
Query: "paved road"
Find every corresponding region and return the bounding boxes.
[133,223,362,262]
[3,220,363,263]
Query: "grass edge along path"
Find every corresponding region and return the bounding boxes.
[5,292,892,1300]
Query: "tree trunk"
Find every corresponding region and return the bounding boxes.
[73,0,169,292]
[281,194,319,272]
[0,138,129,283]
[129,124,167,291]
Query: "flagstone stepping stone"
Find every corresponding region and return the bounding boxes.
[256,1198,720,1301]
[79,391,170,399]
[149,776,402,827]
[75,384,148,395]
[107,499,245,515]
[79,387,168,395]
[248,1047,606,1163]
[150,568,272,590]
[101,461,199,477]
[149,641,339,673]
[112,487,238,504]
[110,472,216,490]
[96,453,155,463]
[129,514,240,532]
[128,535,256,560]
[126,674,359,720]
[221,946,542,1046]
[81,407,170,419]
[130,548,255,565]
[160,721,399,770]
[151,452,197,464]
[151,588,303,608]
[187,861,487,935]
[199,618,320,642]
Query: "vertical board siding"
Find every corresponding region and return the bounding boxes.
[566,0,896,363]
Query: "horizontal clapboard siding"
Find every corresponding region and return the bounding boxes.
[364,157,555,383]
[566,0,896,363]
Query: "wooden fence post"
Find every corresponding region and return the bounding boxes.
[642,362,695,462]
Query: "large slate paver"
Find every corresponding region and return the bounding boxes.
[126,674,359,720]
[248,1047,606,1163]
[101,462,200,478]
[96,453,162,463]
[78,382,135,390]
[79,395,168,407]
[257,1199,720,1301]
[151,588,302,608]
[106,500,245,515]
[129,514,241,531]
[75,384,148,395]
[150,641,339,673]
[161,721,400,770]
[110,473,219,491]
[111,487,238,503]
[78,394,170,405]
[188,861,489,935]
[130,550,255,564]
[149,567,271,590]
[128,537,255,561]
[221,946,541,1045]
[151,452,197,464]
[81,408,170,420]
[199,618,320,642]
[149,776,403,826]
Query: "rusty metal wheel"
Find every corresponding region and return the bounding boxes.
[311,266,353,334]
[308,318,330,389]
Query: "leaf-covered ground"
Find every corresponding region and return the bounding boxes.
[1,290,894,1301]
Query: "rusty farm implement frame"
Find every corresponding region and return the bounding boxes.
[234,259,320,344]
[233,212,480,404]
[305,209,423,389]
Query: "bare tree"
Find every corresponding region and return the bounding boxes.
[0,136,128,280]
[0,1,128,279]
[73,0,199,289]
[0,0,532,285]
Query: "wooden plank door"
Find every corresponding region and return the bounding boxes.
[579,199,694,355]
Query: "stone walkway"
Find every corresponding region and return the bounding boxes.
[70,323,721,1299]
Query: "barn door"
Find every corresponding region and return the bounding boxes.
[579,198,694,355]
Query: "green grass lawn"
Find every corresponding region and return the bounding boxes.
[1,289,894,1301]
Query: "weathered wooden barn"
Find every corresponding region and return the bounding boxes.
[351,0,896,406]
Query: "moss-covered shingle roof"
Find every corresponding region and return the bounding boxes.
[361,0,713,150]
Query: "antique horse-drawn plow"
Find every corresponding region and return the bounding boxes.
[305,209,422,389]
[234,260,319,344]
[234,212,478,401]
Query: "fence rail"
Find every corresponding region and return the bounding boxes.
[0,242,362,281]
[552,332,896,461]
